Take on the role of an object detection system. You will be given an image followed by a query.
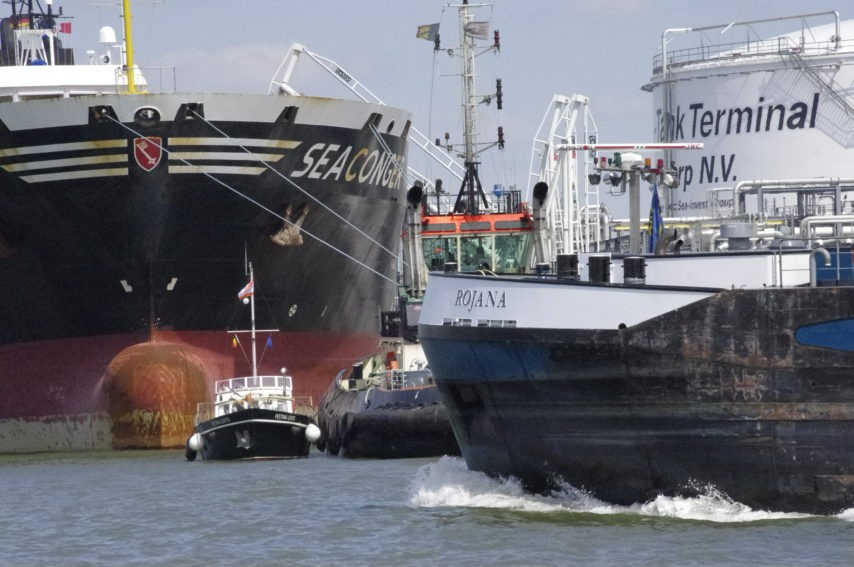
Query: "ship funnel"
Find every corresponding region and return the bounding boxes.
[99,26,117,45]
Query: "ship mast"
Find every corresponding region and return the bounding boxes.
[451,1,494,215]
[121,0,137,93]
[233,262,277,379]
[247,263,258,378]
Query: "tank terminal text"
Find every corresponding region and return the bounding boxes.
[657,92,820,196]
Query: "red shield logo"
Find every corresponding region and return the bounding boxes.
[134,137,162,172]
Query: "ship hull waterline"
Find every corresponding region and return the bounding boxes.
[317,379,460,459]
[192,408,314,461]
[420,281,854,515]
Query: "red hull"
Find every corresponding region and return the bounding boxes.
[0,331,376,452]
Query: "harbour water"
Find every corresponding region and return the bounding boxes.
[2,450,852,566]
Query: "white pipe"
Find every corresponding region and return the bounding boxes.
[800,214,854,237]
[809,247,831,287]
[732,178,854,215]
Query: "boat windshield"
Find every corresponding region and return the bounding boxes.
[422,233,531,273]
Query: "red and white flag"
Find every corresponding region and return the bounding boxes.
[237,280,254,300]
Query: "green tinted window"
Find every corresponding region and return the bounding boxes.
[422,237,459,271]
[494,234,531,273]
[459,235,493,272]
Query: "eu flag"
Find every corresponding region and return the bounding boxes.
[648,184,664,254]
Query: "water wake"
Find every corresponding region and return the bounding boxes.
[409,457,853,522]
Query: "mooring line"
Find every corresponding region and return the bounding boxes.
[103,114,397,285]
[190,109,406,263]
[368,122,410,188]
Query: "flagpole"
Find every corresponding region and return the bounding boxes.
[248,263,258,378]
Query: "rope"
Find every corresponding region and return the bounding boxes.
[257,333,272,368]
[101,114,397,285]
[191,109,404,262]
[232,334,251,368]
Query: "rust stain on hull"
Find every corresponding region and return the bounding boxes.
[104,342,208,449]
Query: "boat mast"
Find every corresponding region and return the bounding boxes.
[17,1,31,28]
[453,0,489,215]
[121,0,137,93]
[248,263,258,378]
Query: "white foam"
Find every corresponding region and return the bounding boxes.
[409,457,853,522]
[838,508,854,522]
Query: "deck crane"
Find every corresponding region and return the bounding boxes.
[527,94,601,263]
[269,43,465,197]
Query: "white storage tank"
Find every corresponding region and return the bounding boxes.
[645,12,854,218]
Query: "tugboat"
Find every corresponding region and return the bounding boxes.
[317,185,460,459]
[186,264,320,461]
[315,309,457,459]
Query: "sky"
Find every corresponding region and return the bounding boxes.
[60,0,850,214]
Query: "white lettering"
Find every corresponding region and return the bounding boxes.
[308,144,341,179]
[290,142,325,177]
[322,146,351,181]
[291,143,404,189]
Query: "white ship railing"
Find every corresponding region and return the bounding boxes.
[269,43,466,194]
[215,375,293,395]
[193,375,315,422]
[196,394,315,423]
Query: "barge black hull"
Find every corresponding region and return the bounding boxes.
[421,286,854,514]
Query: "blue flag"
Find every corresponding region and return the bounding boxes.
[266,336,273,349]
[648,184,664,253]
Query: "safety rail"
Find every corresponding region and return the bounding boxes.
[768,235,854,287]
[653,36,854,75]
[269,43,465,193]
[195,395,315,423]
[215,375,292,394]
[380,369,433,390]
[130,66,176,94]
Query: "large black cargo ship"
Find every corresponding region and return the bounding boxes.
[0,1,410,451]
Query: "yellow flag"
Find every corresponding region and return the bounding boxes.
[416,23,439,42]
